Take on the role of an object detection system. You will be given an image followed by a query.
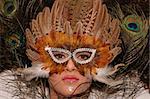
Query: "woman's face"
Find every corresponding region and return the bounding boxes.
[48,59,92,97]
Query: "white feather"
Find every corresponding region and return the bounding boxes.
[17,62,49,81]
[93,64,125,86]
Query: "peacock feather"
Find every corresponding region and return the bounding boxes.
[0,0,17,16]
[121,14,148,65]
[0,0,55,72]
[104,0,149,89]
[4,29,25,49]
[105,0,149,66]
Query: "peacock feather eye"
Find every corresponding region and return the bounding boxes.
[127,22,139,32]
[121,15,143,33]
[0,0,17,16]
[5,31,25,49]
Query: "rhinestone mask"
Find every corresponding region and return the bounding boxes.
[45,47,96,64]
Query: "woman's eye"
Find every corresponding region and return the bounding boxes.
[78,55,90,60]
[53,51,67,60]
[76,52,91,61]
[54,54,65,59]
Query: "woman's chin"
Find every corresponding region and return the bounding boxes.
[56,83,91,97]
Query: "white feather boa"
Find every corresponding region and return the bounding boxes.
[0,70,149,99]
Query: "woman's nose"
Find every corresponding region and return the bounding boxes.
[65,59,77,72]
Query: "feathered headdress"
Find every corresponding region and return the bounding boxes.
[0,0,149,98]
[18,0,125,86]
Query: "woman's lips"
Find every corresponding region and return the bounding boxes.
[63,76,79,83]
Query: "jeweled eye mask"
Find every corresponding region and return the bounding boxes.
[45,47,96,64]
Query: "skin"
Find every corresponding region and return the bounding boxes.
[48,59,92,99]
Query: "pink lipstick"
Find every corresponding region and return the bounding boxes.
[63,76,79,83]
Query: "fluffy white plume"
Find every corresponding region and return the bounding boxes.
[16,62,49,81]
